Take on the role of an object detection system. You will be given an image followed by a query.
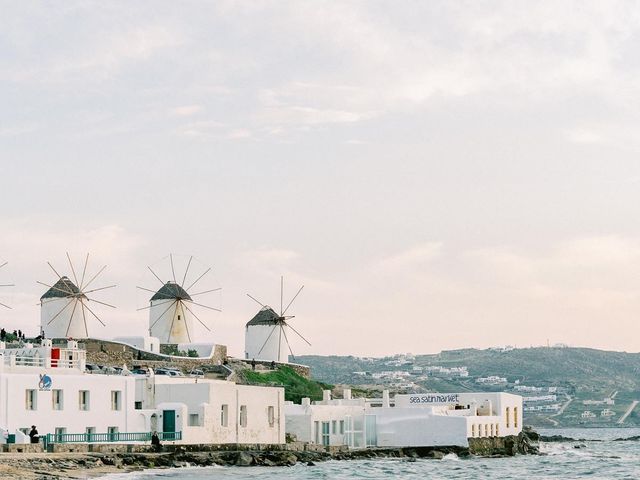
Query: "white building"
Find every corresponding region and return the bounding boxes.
[40,277,90,339]
[0,341,284,446]
[285,390,523,448]
[148,282,195,344]
[245,307,288,363]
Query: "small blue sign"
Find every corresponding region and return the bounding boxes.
[39,374,52,391]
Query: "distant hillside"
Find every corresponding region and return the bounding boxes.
[295,347,640,427]
[297,348,640,391]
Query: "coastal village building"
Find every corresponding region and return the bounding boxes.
[0,340,284,446]
[285,389,523,448]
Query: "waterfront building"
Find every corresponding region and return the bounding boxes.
[0,341,284,446]
[285,389,523,448]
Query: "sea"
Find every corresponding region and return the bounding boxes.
[104,428,640,480]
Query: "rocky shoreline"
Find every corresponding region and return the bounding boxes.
[0,432,538,479]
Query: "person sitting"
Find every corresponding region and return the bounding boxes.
[29,425,39,444]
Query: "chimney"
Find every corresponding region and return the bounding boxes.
[302,397,311,407]
[322,390,331,403]
[382,390,390,408]
[343,388,352,400]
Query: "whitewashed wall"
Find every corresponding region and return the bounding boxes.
[245,324,288,363]
[41,298,90,339]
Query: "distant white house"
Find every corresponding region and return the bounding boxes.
[476,376,507,385]
[581,410,596,419]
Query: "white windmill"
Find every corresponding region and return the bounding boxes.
[0,261,14,310]
[37,253,115,339]
[245,276,311,363]
[137,254,221,344]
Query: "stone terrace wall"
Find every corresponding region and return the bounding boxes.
[80,339,227,372]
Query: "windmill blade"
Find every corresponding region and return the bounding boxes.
[136,286,158,294]
[277,323,283,361]
[66,252,80,286]
[81,300,107,327]
[182,301,212,332]
[0,284,15,287]
[149,300,178,329]
[80,301,89,337]
[190,287,222,297]
[287,323,312,346]
[280,324,296,360]
[137,285,179,300]
[0,301,11,309]
[47,298,74,325]
[185,300,221,312]
[257,324,280,356]
[82,284,116,295]
[282,285,304,316]
[177,301,192,343]
[86,298,116,309]
[170,253,177,285]
[0,261,7,269]
[36,280,74,297]
[147,266,165,286]
[246,293,266,308]
[185,267,211,292]
[181,255,193,288]
[136,299,174,311]
[167,303,180,344]
[65,298,80,337]
[79,253,90,290]
[280,276,284,316]
[83,265,107,291]
[47,261,64,281]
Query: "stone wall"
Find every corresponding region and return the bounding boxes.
[81,339,227,372]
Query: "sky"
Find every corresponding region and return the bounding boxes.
[2,1,640,357]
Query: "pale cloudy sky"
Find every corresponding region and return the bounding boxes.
[2,1,640,356]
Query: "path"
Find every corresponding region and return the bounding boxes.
[552,394,573,417]
[617,400,639,424]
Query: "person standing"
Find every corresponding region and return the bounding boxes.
[29,425,39,444]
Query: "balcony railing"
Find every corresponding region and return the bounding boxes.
[44,431,181,446]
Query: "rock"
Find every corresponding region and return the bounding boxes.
[235,451,254,466]
[307,461,316,466]
[428,450,445,460]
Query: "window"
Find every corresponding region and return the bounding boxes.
[268,406,275,427]
[135,401,142,410]
[506,407,510,428]
[54,427,66,441]
[495,424,500,436]
[52,389,63,410]
[79,390,90,411]
[332,420,337,434]
[25,390,37,410]
[514,407,518,428]
[339,420,345,435]
[189,414,200,426]
[322,421,330,446]
[314,421,320,444]
[221,404,228,427]
[239,405,247,427]
[490,424,494,436]
[111,391,121,411]
[471,424,476,437]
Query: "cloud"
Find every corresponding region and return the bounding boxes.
[374,242,443,272]
[172,105,203,117]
